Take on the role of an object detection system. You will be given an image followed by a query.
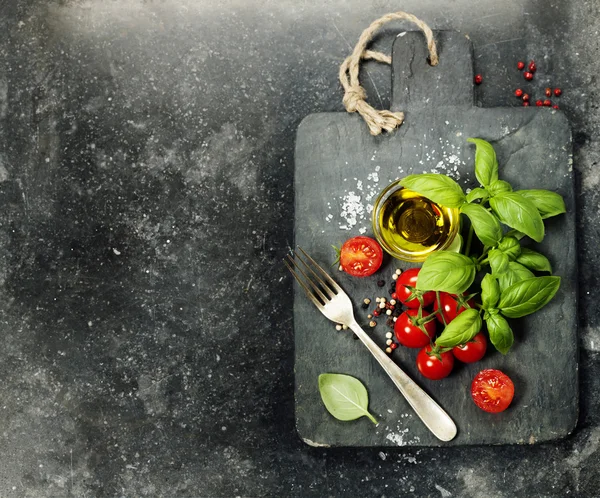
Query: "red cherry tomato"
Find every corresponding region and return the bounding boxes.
[339,236,383,277]
[394,309,436,348]
[433,292,476,324]
[416,345,454,380]
[395,268,435,308]
[452,332,487,363]
[471,369,515,413]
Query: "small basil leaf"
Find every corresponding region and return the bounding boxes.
[516,248,552,273]
[318,374,377,425]
[481,273,500,309]
[498,276,561,318]
[460,203,503,247]
[489,192,545,243]
[400,174,466,208]
[435,309,482,348]
[467,138,499,187]
[489,248,509,275]
[416,251,477,294]
[466,187,489,203]
[498,236,521,261]
[485,312,514,354]
[518,189,566,219]
[498,262,535,292]
[488,180,513,196]
[505,229,526,241]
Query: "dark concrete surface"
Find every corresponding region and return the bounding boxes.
[0,0,598,496]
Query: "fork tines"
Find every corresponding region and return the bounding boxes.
[284,248,341,307]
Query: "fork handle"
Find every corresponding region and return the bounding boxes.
[348,319,457,441]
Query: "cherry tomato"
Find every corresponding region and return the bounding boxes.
[471,369,515,413]
[339,236,383,277]
[433,292,476,324]
[416,345,454,380]
[394,309,437,348]
[395,268,435,308]
[452,332,487,363]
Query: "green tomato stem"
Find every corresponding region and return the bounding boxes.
[435,291,448,327]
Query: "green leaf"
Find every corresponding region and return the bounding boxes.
[318,373,377,425]
[467,138,498,187]
[481,273,500,309]
[516,248,552,273]
[400,174,466,208]
[498,276,561,318]
[435,308,482,348]
[498,262,535,292]
[446,233,463,253]
[416,251,477,294]
[460,203,503,247]
[488,180,513,196]
[485,312,514,354]
[518,189,566,219]
[466,187,489,203]
[489,192,545,242]
[498,236,521,261]
[489,248,509,275]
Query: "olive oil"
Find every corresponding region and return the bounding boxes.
[372,183,459,262]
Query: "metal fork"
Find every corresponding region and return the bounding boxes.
[286,247,457,442]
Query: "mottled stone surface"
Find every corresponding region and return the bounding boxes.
[0,0,598,496]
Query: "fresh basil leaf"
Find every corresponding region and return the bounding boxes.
[489,192,545,243]
[498,236,521,261]
[505,229,525,241]
[489,248,509,275]
[488,180,513,196]
[460,203,503,247]
[516,248,552,273]
[416,251,477,294]
[481,273,500,309]
[446,233,463,253]
[484,312,514,354]
[435,309,482,348]
[466,187,489,203]
[467,138,498,187]
[498,262,535,292]
[400,174,466,208]
[318,373,377,425]
[498,276,561,318]
[518,189,566,219]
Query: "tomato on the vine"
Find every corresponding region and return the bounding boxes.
[416,345,454,380]
[394,309,436,348]
[395,268,435,308]
[452,332,487,363]
[471,369,515,413]
[433,292,476,324]
[338,236,383,277]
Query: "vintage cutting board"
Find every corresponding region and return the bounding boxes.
[293,31,577,447]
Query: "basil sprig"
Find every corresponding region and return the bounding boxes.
[409,138,565,355]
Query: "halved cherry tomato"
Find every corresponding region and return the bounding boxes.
[395,268,435,308]
[452,332,487,363]
[471,369,515,413]
[394,309,436,348]
[339,236,383,277]
[433,292,476,324]
[416,345,454,380]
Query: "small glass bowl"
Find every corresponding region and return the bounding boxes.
[371,180,460,263]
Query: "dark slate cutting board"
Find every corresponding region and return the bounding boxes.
[293,31,577,447]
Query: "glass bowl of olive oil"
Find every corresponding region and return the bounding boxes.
[372,180,460,262]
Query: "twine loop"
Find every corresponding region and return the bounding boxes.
[339,11,438,136]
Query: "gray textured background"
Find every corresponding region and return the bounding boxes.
[0,0,599,496]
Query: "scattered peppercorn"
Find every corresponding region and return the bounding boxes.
[553,104,559,109]
[392,273,398,281]
[386,309,392,316]
[389,299,397,306]
[385,332,393,339]
[393,316,397,322]
[395,269,402,275]
[386,339,393,346]
[373,310,380,317]
[391,292,398,300]
[545,88,552,97]
[554,88,562,97]
[524,71,534,81]
[335,324,342,331]
[385,347,392,354]
[517,61,525,70]
[342,324,348,330]
[528,61,536,72]
[515,88,523,98]
[379,302,386,309]
[536,99,544,107]
[523,101,530,107]
[543,99,552,107]
[367,314,373,319]
[377,280,385,287]
[363,298,371,305]
[474,74,483,85]
[369,321,377,328]
[522,93,530,101]
[390,343,398,350]
[386,318,394,327]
